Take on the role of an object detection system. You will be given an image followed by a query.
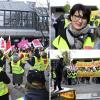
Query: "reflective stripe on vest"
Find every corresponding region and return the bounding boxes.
[0,82,8,96]
[30,57,42,71]
[52,35,69,51]
[67,73,72,78]
[83,37,94,49]
[72,72,77,78]
[11,60,24,74]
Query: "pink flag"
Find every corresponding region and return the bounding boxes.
[1,39,5,48]
[6,36,11,51]
[0,37,6,50]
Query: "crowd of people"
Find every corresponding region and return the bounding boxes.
[51,58,100,91]
[0,46,49,100]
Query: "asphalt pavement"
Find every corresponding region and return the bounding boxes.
[6,62,31,100]
[51,80,100,100]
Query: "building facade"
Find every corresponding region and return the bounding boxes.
[0,1,49,46]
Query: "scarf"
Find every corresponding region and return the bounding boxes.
[67,24,90,37]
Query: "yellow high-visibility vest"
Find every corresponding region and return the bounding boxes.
[16,97,24,100]
[0,67,8,96]
[0,82,8,96]
[52,35,69,51]
[53,35,94,50]
[20,52,26,64]
[83,37,94,49]
[30,56,42,71]
[41,58,49,71]
[30,57,48,71]
[11,60,24,74]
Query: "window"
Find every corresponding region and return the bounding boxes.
[5,11,11,26]
[0,11,4,26]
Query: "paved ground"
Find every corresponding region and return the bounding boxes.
[51,80,100,100]
[6,59,100,100]
[6,62,31,100]
[6,61,49,100]
[63,84,100,100]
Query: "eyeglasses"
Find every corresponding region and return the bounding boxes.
[73,15,87,21]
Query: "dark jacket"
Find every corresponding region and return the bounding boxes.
[55,60,64,77]
[25,88,49,100]
[0,71,10,84]
[0,56,6,67]
[25,69,48,100]
[27,57,35,66]
[0,71,10,100]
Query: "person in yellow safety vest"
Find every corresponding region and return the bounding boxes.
[52,4,95,50]
[41,52,49,71]
[90,16,95,27]
[29,55,42,71]
[20,50,28,69]
[83,36,94,49]
[67,69,72,85]
[95,17,100,27]
[11,53,24,88]
[28,48,48,71]
[9,50,24,88]
[95,67,100,83]
[0,67,10,100]
[71,71,77,85]
[93,23,100,49]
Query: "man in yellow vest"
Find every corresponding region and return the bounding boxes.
[0,67,10,100]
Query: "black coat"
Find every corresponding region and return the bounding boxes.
[0,71,10,84]
[55,61,64,77]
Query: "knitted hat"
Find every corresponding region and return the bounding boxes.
[27,70,45,84]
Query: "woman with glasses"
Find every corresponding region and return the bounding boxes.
[53,4,95,50]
